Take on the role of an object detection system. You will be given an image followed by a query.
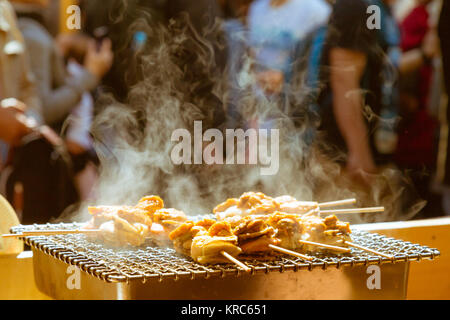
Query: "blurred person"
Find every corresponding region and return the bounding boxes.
[0,99,34,147]
[221,0,331,130]
[394,0,440,217]
[0,0,40,167]
[219,0,254,128]
[313,0,438,173]
[56,32,98,201]
[11,0,113,199]
[0,99,33,222]
[438,0,450,214]
[314,0,382,178]
[247,0,331,96]
[357,0,401,160]
[11,0,113,128]
[303,0,440,218]
[0,0,42,124]
[393,0,417,20]
[439,1,450,98]
[1,0,79,224]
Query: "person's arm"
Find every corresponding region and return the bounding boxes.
[0,99,33,146]
[329,47,376,174]
[398,28,439,74]
[23,30,92,125]
[23,27,112,125]
[19,49,43,125]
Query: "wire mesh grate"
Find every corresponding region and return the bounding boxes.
[12,222,440,283]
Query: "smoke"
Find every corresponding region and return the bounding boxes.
[62,3,424,224]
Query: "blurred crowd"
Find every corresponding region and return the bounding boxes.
[0,0,449,224]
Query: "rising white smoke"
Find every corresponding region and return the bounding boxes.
[62,3,424,225]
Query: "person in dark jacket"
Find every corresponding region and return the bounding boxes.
[438,0,450,215]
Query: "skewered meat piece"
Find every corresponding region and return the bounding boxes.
[214,192,320,220]
[169,221,209,256]
[85,206,147,246]
[152,208,187,224]
[214,192,279,220]
[112,216,150,246]
[190,235,241,264]
[150,208,188,246]
[233,217,280,254]
[274,196,319,215]
[238,192,279,214]
[85,205,152,247]
[213,198,238,214]
[266,212,304,251]
[117,207,153,226]
[195,218,217,230]
[214,192,277,214]
[323,215,351,234]
[208,221,235,237]
[88,205,128,217]
[169,221,194,255]
[86,205,152,229]
[273,195,296,203]
[149,222,170,246]
[190,221,242,264]
[135,195,164,216]
[94,215,150,247]
[86,206,132,229]
[300,215,352,253]
[85,196,170,247]
[222,215,257,228]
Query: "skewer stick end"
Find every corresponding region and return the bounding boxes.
[345,241,394,260]
[268,244,314,261]
[221,251,251,272]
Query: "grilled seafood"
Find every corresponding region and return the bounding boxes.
[190,221,241,264]
[85,196,187,247]
[233,217,280,254]
[214,192,320,220]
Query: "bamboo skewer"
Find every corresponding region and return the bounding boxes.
[2,229,101,238]
[298,240,351,254]
[318,198,357,208]
[319,207,385,215]
[221,251,251,272]
[344,241,394,259]
[268,244,314,261]
[302,208,319,216]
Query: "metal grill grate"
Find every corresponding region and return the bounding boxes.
[12,222,440,283]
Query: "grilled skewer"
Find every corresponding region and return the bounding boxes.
[298,240,351,254]
[3,193,391,264]
[344,241,394,259]
[213,193,390,259]
[2,229,102,238]
[224,214,315,261]
[170,220,249,271]
[319,207,385,215]
[214,192,383,220]
[298,215,395,258]
[228,212,393,259]
[318,198,357,208]
[83,195,187,247]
